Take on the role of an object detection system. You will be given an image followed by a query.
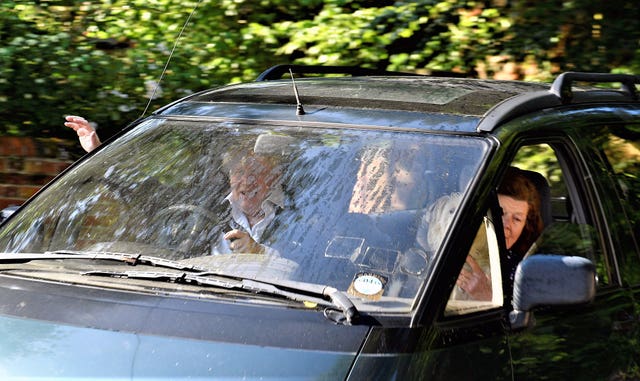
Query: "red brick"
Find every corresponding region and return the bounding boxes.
[0,137,76,209]
[0,137,37,157]
[23,158,72,175]
[0,198,22,210]
[0,184,40,199]
[0,173,53,186]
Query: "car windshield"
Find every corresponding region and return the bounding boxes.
[0,117,488,312]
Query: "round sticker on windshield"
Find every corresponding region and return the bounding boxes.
[348,272,387,300]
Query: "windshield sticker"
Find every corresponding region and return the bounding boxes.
[348,272,388,301]
[325,236,364,260]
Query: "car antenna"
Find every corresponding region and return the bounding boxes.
[140,0,203,118]
[289,68,306,115]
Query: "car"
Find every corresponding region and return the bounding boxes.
[0,65,638,380]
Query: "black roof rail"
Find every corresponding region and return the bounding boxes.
[550,72,639,103]
[477,71,639,132]
[255,64,423,81]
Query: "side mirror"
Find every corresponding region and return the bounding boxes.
[509,255,596,330]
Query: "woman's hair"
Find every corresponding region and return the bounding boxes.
[498,166,544,255]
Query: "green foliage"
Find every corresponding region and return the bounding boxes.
[1,0,638,142]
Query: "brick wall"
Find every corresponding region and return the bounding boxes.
[0,137,78,210]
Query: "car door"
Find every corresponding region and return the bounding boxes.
[505,128,640,380]
[580,121,640,378]
[348,198,514,380]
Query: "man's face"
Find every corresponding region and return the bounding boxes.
[229,156,277,219]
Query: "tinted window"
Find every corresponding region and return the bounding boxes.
[589,123,640,285]
[0,118,490,312]
[599,126,640,247]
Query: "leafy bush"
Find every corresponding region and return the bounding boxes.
[1,0,638,143]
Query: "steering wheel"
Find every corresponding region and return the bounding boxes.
[152,204,218,254]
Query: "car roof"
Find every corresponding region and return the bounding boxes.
[185,76,551,116]
[156,65,640,133]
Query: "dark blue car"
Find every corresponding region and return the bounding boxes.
[0,66,638,380]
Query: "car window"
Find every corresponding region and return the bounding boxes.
[0,117,490,313]
[445,213,503,316]
[445,142,610,315]
[444,141,613,317]
[513,143,609,286]
[598,126,640,248]
[588,123,640,285]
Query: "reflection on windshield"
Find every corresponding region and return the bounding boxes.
[0,118,488,311]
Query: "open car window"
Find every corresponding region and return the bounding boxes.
[0,117,489,313]
[514,143,609,286]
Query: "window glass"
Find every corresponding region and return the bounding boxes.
[599,127,640,246]
[592,123,640,285]
[445,215,503,316]
[513,144,609,285]
[0,117,490,313]
[446,141,612,317]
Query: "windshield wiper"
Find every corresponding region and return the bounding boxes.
[0,250,208,272]
[0,250,359,324]
[83,269,359,325]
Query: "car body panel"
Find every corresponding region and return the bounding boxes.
[0,276,362,380]
[492,105,640,380]
[0,314,356,380]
